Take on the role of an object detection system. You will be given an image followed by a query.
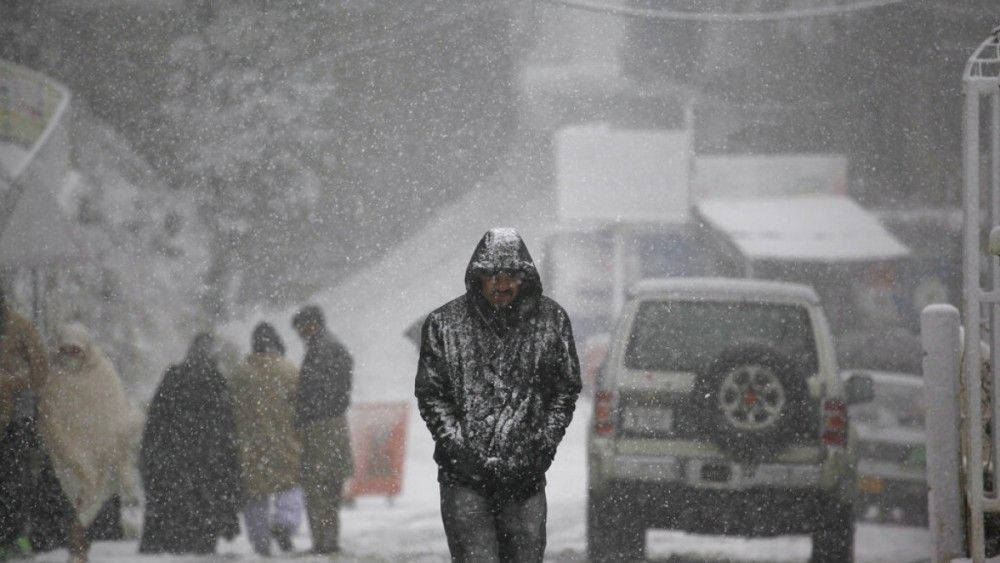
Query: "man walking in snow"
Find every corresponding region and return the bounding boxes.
[415,228,582,562]
[292,305,354,555]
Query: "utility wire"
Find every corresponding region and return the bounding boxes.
[920,2,999,19]
[543,0,915,22]
[330,2,503,59]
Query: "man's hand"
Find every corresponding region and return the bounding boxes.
[488,456,535,485]
[485,456,514,483]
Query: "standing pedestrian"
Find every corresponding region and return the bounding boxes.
[230,322,304,556]
[0,288,48,557]
[138,333,241,555]
[415,228,582,562]
[37,323,141,563]
[292,305,353,555]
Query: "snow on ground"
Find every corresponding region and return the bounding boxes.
[30,394,931,562]
[100,150,934,561]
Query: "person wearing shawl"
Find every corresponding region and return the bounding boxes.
[138,333,241,555]
[229,323,303,555]
[37,323,141,563]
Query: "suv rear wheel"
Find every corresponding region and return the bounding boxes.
[697,344,808,460]
[587,491,644,562]
[811,499,854,563]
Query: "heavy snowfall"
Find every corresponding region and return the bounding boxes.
[0,1,994,562]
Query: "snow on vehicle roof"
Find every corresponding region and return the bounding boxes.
[630,277,820,305]
[696,194,910,262]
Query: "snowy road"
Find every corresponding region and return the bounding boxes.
[30,399,931,562]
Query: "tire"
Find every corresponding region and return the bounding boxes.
[811,501,855,563]
[696,344,808,460]
[587,491,644,562]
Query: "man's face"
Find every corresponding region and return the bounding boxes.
[57,344,85,371]
[295,322,317,341]
[481,271,523,308]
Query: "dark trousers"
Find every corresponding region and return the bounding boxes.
[301,417,351,553]
[0,418,32,547]
[440,483,546,563]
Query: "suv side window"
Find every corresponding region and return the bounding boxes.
[624,300,819,374]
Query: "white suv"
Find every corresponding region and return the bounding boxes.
[587,278,872,562]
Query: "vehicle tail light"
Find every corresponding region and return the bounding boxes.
[822,399,848,446]
[594,390,616,436]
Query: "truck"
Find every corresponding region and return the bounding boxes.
[543,122,914,388]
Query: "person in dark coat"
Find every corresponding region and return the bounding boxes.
[292,306,354,555]
[138,333,241,555]
[415,228,582,562]
[0,288,48,557]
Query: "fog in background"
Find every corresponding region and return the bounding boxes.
[0,0,989,390]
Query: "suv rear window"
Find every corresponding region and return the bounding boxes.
[624,300,818,373]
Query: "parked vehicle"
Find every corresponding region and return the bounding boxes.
[587,277,873,562]
[846,370,927,526]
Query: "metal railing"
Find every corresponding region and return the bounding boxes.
[924,25,1000,563]
[963,26,1000,563]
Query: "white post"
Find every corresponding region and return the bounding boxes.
[963,82,986,563]
[611,224,627,318]
[923,304,967,562]
[991,92,1000,480]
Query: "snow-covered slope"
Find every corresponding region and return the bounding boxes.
[219,149,556,403]
[57,105,211,396]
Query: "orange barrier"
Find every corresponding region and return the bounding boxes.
[345,401,408,499]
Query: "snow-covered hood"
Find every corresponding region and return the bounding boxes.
[463,227,542,298]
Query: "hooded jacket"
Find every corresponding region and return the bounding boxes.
[37,323,141,527]
[294,326,352,428]
[415,228,582,502]
[139,336,241,554]
[230,351,302,499]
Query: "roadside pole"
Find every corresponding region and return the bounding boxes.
[922,304,965,562]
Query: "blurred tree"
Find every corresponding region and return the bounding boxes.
[19,1,515,322]
[621,0,992,207]
[157,1,515,320]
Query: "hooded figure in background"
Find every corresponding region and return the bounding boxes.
[139,333,241,555]
[230,322,303,556]
[415,228,582,562]
[37,323,142,562]
[292,305,354,555]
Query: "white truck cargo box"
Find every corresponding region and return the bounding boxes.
[555,123,692,224]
